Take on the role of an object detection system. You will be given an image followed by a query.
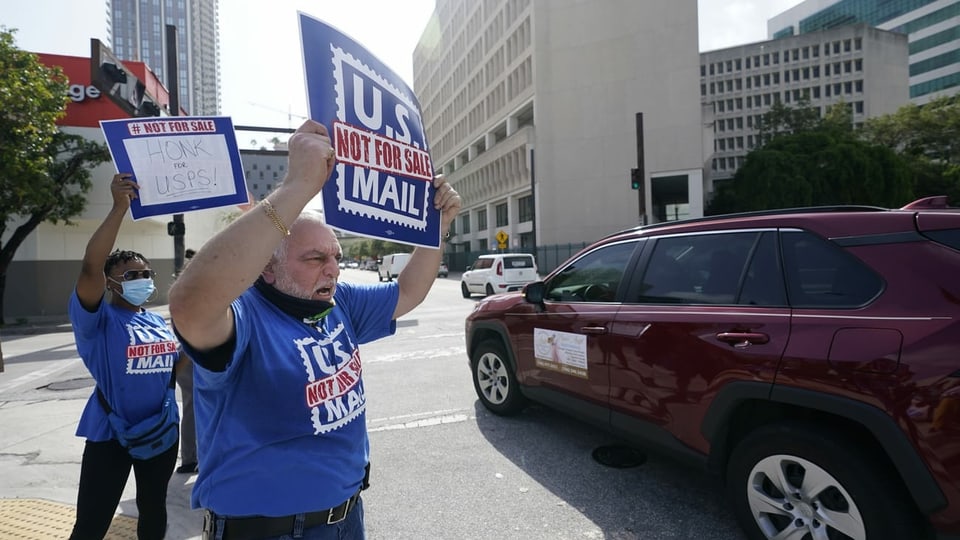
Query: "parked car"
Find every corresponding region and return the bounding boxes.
[464,197,960,540]
[461,253,538,298]
[438,262,449,278]
[378,252,411,282]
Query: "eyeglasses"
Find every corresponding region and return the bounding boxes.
[114,269,156,281]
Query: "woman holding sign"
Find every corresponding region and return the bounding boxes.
[68,173,182,540]
[169,120,460,539]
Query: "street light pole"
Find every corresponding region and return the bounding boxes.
[166,24,185,277]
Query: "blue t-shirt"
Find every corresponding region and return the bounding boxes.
[187,281,399,516]
[69,291,180,441]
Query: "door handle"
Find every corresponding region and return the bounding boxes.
[716,332,769,348]
[581,326,608,335]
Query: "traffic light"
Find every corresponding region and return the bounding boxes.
[630,168,641,190]
[167,221,185,236]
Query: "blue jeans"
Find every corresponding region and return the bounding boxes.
[213,497,365,540]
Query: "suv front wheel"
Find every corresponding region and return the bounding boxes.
[471,340,527,416]
[726,422,925,540]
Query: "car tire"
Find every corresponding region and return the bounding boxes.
[471,340,527,416]
[461,282,471,298]
[726,422,925,540]
[485,283,495,296]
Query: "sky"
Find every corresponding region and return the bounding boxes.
[3,0,806,132]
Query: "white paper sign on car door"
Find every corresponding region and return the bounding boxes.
[534,328,588,379]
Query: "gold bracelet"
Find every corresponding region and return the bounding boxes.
[259,199,290,236]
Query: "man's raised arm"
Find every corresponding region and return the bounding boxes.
[168,120,337,351]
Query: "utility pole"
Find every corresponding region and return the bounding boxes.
[166,24,185,276]
[633,112,647,226]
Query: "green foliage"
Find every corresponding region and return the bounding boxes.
[342,237,413,260]
[708,121,913,215]
[862,94,960,162]
[0,28,68,190]
[861,95,960,202]
[757,98,821,144]
[0,28,111,323]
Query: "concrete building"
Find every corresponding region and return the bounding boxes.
[240,149,288,202]
[413,0,705,255]
[701,24,909,187]
[769,0,960,104]
[2,53,228,319]
[108,0,221,115]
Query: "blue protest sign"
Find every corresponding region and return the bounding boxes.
[100,116,249,220]
[299,12,440,248]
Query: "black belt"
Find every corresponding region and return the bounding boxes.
[202,491,361,540]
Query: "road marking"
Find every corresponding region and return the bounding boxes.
[364,345,466,363]
[369,411,473,432]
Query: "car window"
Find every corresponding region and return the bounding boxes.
[544,241,638,302]
[781,230,882,308]
[503,255,535,269]
[923,228,960,251]
[473,258,493,270]
[739,232,788,306]
[636,232,759,304]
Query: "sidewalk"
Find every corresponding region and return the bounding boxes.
[0,302,201,539]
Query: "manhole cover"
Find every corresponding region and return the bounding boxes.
[44,377,94,391]
[591,445,647,468]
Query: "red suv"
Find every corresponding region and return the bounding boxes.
[464,198,960,540]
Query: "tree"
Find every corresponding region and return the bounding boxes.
[0,28,110,323]
[861,95,960,202]
[708,103,913,215]
[756,98,821,144]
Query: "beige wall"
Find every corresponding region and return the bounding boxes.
[532,0,704,245]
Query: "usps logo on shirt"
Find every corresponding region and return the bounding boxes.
[125,324,178,374]
[295,321,365,434]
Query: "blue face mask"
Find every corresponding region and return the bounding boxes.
[116,278,156,306]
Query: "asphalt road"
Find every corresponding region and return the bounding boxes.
[0,268,747,539]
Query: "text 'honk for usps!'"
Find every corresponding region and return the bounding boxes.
[334,122,433,182]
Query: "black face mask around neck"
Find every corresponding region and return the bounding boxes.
[254,276,335,323]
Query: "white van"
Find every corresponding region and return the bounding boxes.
[378,253,411,282]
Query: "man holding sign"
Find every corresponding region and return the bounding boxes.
[168,119,460,539]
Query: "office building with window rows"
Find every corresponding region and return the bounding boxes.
[413,0,705,254]
[769,0,960,103]
[700,23,908,188]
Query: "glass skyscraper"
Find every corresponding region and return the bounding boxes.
[107,0,220,115]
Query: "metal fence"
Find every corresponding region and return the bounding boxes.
[446,242,590,276]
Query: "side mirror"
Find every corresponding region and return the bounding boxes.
[523,281,545,305]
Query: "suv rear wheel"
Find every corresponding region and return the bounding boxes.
[727,422,924,540]
[471,340,527,416]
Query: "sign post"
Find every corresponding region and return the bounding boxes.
[166,24,185,276]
